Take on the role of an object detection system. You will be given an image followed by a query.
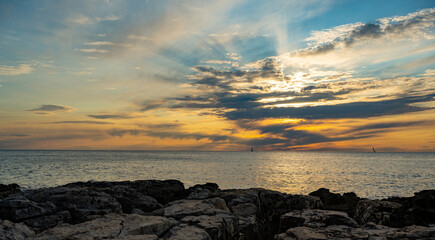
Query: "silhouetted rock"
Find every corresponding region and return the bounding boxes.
[388,189,435,227]
[0,183,21,198]
[1,181,434,239]
[0,195,56,222]
[354,199,403,226]
[309,188,360,217]
[187,183,220,200]
[24,187,122,223]
[65,179,186,205]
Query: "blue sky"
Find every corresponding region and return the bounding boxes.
[0,0,434,151]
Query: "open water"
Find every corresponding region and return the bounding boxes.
[0,150,433,199]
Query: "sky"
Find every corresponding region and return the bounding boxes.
[0,0,434,151]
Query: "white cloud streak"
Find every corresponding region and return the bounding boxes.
[0,64,34,75]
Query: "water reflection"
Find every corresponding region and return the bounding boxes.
[0,151,433,199]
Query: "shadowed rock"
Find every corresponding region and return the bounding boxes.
[309,188,360,217]
[0,184,21,198]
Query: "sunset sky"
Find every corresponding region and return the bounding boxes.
[0,0,434,151]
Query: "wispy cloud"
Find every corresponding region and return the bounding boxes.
[75,49,109,53]
[87,114,134,119]
[85,41,115,46]
[52,121,111,124]
[70,14,121,24]
[0,64,34,75]
[28,105,74,114]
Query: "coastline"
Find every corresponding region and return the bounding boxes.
[1,180,434,239]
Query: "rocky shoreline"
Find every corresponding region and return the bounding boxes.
[0,180,434,240]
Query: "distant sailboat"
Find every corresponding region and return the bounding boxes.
[372,146,376,153]
[251,147,254,152]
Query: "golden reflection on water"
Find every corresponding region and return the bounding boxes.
[0,151,434,199]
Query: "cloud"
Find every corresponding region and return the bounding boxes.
[85,41,115,46]
[128,35,151,41]
[300,7,435,56]
[87,114,134,119]
[96,15,120,21]
[107,128,234,142]
[0,64,34,75]
[75,49,109,53]
[52,121,111,124]
[224,95,433,120]
[28,104,74,113]
[70,14,121,24]
[69,15,93,24]
[420,69,435,76]
[350,121,430,132]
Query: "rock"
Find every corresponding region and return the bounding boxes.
[24,210,71,232]
[140,180,186,204]
[279,209,358,231]
[35,213,177,239]
[214,189,259,209]
[354,199,403,226]
[276,221,435,240]
[309,188,360,217]
[0,196,56,222]
[164,199,225,220]
[34,213,123,239]
[119,214,178,237]
[231,203,257,218]
[110,186,163,213]
[0,219,35,240]
[187,183,220,200]
[181,213,239,240]
[24,186,122,223]
[0,183,21,198]
[206,197,231,213]
[321,210,358,227]
[164,225,212,240]
[286,227,327,240]
[65,179,186,205]
[401,189,435,227]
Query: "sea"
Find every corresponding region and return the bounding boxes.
[0,150,434,199]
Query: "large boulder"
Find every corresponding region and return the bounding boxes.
[187,183,220,200]
[35,213,177,239]
[309,188,360,217]
[354,199,403,226]
[0,219,35,240]
[0,184,21,198]
[279,209,358,231]
[0,196,56,222]
[164,198,229,220]
[24,187,122,223]
[65,179,186,205]
[391,189,435,227]
[181,213,239,240]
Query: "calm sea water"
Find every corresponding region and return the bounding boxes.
[0,150,434,199]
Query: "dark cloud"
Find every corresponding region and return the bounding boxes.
[0,134,28,137]
[28,104,74,112]
[107,128,234,142]
[302,8,435,55]
[224,95,433,120]
[88,114,134,119]
[351,121,430,132]
[52,121,111,124]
